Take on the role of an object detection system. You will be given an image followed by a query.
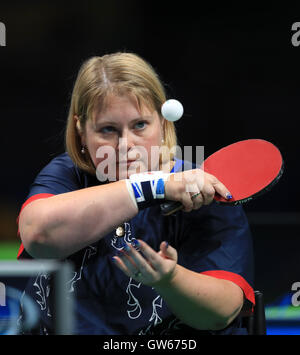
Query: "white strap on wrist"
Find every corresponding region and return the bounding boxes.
[126,171,170,210]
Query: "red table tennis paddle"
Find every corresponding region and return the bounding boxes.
[160,139,284,216]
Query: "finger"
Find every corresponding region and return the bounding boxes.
[118,250,140,274]
[208,174,232,200]
[137,240,165,270]
[181,192,194,212]
[112,255,132,278]
[200,184,215,205]
[190,191,204,210]
[123,243,155,275]
[113,248,155,281]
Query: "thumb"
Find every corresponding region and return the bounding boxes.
[159,241,177,261]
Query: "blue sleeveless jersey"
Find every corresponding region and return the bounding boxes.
[17,153,254,335]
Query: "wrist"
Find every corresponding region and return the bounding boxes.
[125,179,138,210]
[153,264,180,291]
[127,171,170,210]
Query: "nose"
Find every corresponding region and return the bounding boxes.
[117,129,136,160]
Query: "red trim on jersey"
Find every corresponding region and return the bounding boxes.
[17,244,25,259]
[16,193,55,259]
[200,270,255,307]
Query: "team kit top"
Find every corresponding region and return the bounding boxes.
[17,153,255,335]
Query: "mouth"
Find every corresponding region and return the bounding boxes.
[117,160,140,165]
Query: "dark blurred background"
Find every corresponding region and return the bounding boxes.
[0,2,299,306]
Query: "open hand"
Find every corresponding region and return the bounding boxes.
[112,240,178,287]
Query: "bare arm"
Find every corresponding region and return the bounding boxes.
[114,241,244,331]
[154,264,244,330]
[19,168,231,260]
[19,180,138,259]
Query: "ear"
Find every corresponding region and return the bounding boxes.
[74,115,86,145]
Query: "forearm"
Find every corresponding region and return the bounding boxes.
[154,264,244,331]
[19,180,138,259]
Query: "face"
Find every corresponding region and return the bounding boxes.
[78,94,165,181]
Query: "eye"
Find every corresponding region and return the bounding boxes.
[100,126,116,134]
[134,121,147,130]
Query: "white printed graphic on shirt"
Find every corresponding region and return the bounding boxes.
[111,221,164,332]
[30,221,166,333]
[126,278,142,319]
[67,245,97,292]
[33,272,51,317]
[138,294,163,335]
[32,245,97,316]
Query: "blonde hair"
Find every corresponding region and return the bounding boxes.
[65,52,177,175]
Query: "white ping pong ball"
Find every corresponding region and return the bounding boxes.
[161,99,184,122]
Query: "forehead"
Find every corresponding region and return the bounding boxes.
[93,93,155,124]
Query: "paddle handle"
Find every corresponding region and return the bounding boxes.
[160,201,183,216]
[160,192,224,216]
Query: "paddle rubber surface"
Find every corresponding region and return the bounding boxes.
[203,139,284,205]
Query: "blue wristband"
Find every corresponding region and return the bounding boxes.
[129,172,168,210]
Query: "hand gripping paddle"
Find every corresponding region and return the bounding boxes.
[160,139,284,216]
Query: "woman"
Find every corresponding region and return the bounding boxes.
[17,52,254,335]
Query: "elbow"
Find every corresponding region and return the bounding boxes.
[20,221,48,259]
[189,300,244,331]
[191,316,232,332]
[208,316,234,331]
[21,229,60,259]
[208,304,244,331]
[209,284,245,331]
[183,307,242,332]
[22,235,49,259]
[19,207,56,259]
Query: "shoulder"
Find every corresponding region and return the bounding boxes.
[39,152,93,181]
[40,152,77,172]
[31,152,99,193]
